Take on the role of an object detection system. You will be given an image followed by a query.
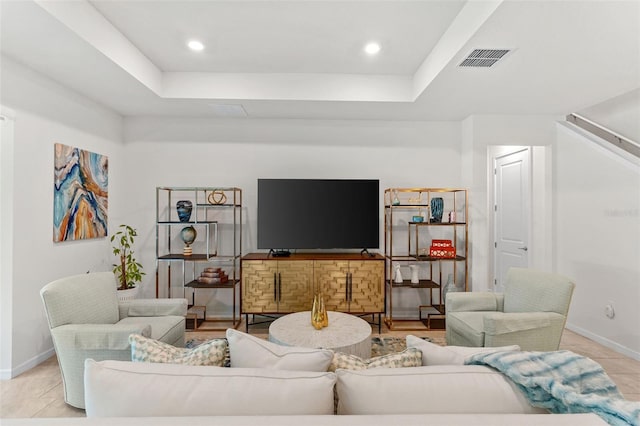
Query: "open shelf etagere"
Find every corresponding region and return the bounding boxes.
[384,187,468,331]
[155,186,242,331]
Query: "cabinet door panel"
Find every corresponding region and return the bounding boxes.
[315,260,349,312]
[242,260,278,313]
[349,260,384,313]
[277,260,314,312]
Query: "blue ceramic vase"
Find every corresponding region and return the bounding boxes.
[431,197,444,223]
[176,200,193,222]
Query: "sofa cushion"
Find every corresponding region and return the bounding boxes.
[226,329,333,371]
[406,335,520,365]
[118,316,185,346]
[335,365,546,415]
[329,348,422,372]
[84,359,337,417]
[129,334,226,366]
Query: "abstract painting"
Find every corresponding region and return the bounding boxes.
[53,143,108,242]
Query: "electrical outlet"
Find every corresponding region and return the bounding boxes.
[604,303,615,319]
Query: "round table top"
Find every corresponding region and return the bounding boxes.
[268,311,371,352]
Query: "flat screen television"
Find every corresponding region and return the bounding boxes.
[257,179,379,252]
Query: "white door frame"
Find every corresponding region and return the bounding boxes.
[493,147,531,292]
[488,145,552,292]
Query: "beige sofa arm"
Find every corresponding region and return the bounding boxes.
[446,292,501,313]
[52,323,151,350]
[119,298,188,319]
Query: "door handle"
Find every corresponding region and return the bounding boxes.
[517,247,528,251]
[345,274,349,301]
[278,273,282,301]
[348,273,353,302]
[273,273,277,301]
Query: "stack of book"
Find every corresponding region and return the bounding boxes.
[196,267,229,284]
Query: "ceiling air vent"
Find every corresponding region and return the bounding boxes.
[459,49,511,68]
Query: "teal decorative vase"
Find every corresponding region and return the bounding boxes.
[431,197,444,223]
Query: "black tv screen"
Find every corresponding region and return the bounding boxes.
[258,179,379,250]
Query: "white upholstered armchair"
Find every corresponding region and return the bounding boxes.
[446,268,575,351]
[40,272,187,409]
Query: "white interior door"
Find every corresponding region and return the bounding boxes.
[494,148,531,293]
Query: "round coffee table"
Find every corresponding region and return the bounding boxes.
[268,311,372,359]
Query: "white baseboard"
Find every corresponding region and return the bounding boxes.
[0,347,55,380]
[566,322,640,361]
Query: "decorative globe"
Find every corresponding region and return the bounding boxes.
[180,226,197,245]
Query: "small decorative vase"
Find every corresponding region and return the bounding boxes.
[180,226,197,256]
[443,273,458,305]
[394,263,403,283]
[311,295,317,322]
[311,294,323,330]
[320,295,329,327]
[410,264,419,284]
[176,200,193,222]
[430,197,444,223]
[392,189,400,206]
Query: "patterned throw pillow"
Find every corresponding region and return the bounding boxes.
[129,334,227,366]
[329,347,422,372]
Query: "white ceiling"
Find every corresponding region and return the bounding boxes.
[1,0,639,121]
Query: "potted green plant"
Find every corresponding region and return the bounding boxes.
[111,224,145,299]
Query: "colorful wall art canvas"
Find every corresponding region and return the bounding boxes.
[53,143,108,242]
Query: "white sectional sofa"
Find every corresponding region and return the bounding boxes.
[2,414,608,426]
[3,358,608,425]
[4,330,621,425]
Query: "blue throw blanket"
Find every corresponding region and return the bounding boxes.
[465,350,640,426]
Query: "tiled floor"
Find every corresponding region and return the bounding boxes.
[1,324,638,418]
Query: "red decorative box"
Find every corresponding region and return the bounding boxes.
[429,239,456,258]
[431,239,453,248]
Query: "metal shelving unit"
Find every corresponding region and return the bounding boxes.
[155,187,242,330]
[384,188,468,331]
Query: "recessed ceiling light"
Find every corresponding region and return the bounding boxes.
[364,42,381,55]
[187,40,204,51]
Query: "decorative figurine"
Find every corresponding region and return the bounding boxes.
[410,264,420,284]
[394,263,403,283]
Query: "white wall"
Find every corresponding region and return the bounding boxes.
[461,115,560,291]
[123,117,462,316]
[578,88,640,143]
[1,109,16,376]
[0,57,124,378]
[555,123,640,358]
